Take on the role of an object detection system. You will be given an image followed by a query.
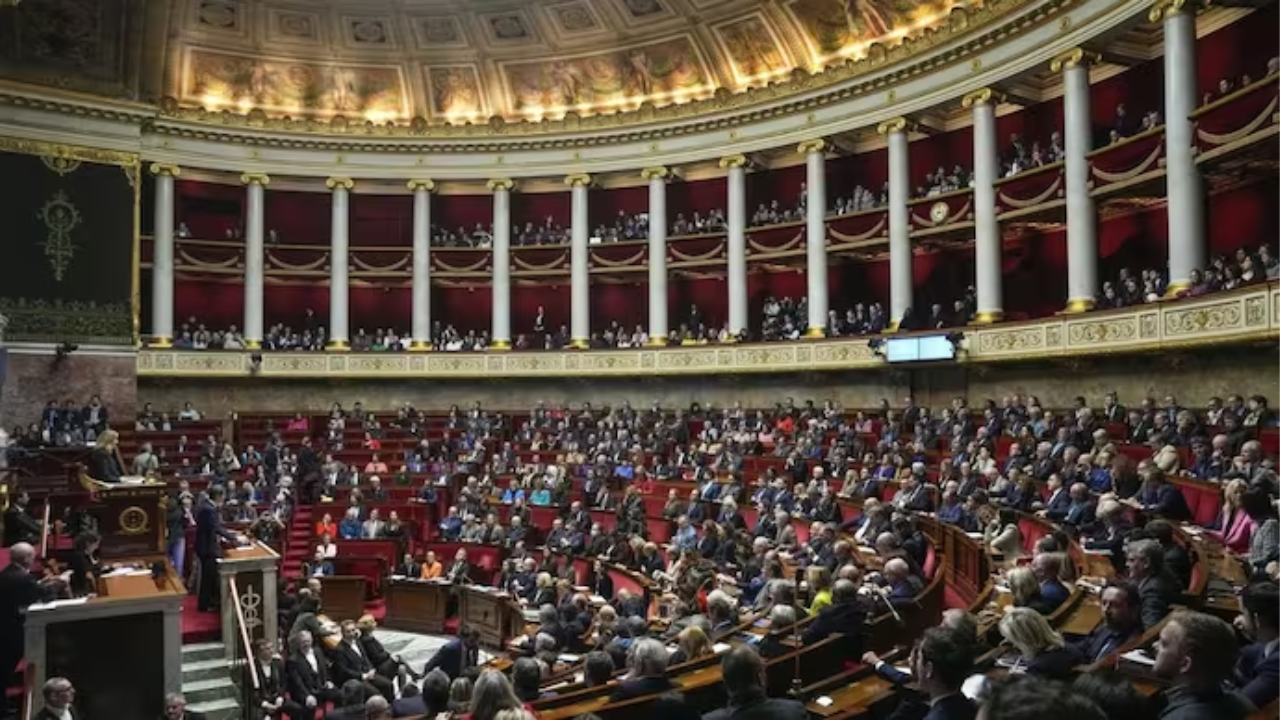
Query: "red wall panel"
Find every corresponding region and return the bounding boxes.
[175,279,242,329]
[593,281,647,331]
[512,283,571,336]
[352,195,412,247]
[350,285,410,333]
[436,194,493,234]
[672,177,728,222]
[176,180,243,239]
[436,286,491,333]
[264,189,330,246]
[1206,179,1278,256]
[1196,4,1278,94]
[515,192,571,231]
[591,186,648,226]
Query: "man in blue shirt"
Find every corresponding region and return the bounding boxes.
[438,506,463,541]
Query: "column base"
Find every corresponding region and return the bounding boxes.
[884,320,900,334]
[569,338,590,350]
[646,335,667,347]
[326,340,351,351]
[1062,298,1096,314]
[243,340,262,350]
[803,326,827,339]
[971,311,1004,325]
[1163,281,1190,299]
[148,336,173,349]
[490,339,512,351]
[408,340,432,352]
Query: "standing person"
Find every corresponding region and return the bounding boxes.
[1,543,53,713]
[194,485,244,612]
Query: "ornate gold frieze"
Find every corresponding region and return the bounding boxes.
[37,191,81,282]
[0,136,138,167]
[136,285,1279,379]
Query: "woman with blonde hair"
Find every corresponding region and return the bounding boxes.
[670,625,712,666]
[1209,478,1257,554]
[1153,445,1182,475]
[446,676,472,715]
[805,565,834,616]
[998,606,1082,679]
[1005,566,1053,616]
[468,669,526,720]
[87,428,124,483]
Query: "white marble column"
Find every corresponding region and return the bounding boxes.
[148,164,179,347]
[964,88,1004,324]
[799,139,829,337]
[1053,49,1100,312]
[325,177,353,350]
[488,178,514,349]
[1153,0,1205,294]
[566,174,592,349]
[408,180,435,349]
[240,173,269,348]
[642,167,670,345]
[879,118,912,330]
[720,155,749,337]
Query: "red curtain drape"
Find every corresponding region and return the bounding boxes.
[435,194,493,234]
[514,192,571,231]
[176,179,244,239]
[591,185,648,227]
[352,195,413,247]
[672,177,728,221]
[1207,179,1278,255]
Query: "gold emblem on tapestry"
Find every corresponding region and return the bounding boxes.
[38,191,81,282]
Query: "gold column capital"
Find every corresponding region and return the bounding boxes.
[406,179,436,192]
[149,163,180,177]
[325,177,355,190]
[876,117,908,135]
[961,87,1003,109]
[640,166,670,181]
[240,173,270,186]
[487,178,515,192]
[797,139,827,155]
[1149,0,1197,22]
[564,173,592,187]
[1049,47,1101,73]
[718,154,747,169]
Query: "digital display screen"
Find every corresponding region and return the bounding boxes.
[885,335,956,363]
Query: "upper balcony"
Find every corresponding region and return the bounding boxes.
[136,282,1280,378]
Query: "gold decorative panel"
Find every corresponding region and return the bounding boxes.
[135,286,1280,380]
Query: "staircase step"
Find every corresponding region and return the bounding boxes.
[182,657,232,683]
[182,677,239,704]
[181,642,227,664]
[187,696,242,720]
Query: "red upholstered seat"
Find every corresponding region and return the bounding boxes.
[1117,445,1151,464]
[1017,518,1049,555]
[1261,429,1279,457]
[923,542,938,579]
[792,519,811,546]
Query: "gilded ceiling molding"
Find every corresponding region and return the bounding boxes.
[406,180,436,192]
[0,136,138,167]
[961,87,1005,108]
[564,173,592,187]
[149,163,181,177]
[796,139,827,155]
[640,167,670,180]
[487,178,515,192]
[1049,47,1102,73]
[325,177,355,190]
[239,173,270,185]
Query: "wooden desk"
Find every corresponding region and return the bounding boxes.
[384,578,451,634]
[807,675,895,719]
[320,575,368,621]
[24,557,184,720]
[458,585,523,649]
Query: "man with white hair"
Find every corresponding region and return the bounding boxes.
[38,676,78,719]
[2,543,52,709]
[163,692,206,720]
[609,637,697,717]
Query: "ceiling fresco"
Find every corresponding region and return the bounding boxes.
[165,0,975,122]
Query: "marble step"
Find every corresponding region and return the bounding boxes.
[182,677,239,705]
[186,696,241,720]
[182,657,233,684]
[181,642,226,664]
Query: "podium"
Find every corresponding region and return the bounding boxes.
[320,575,368,622]
[24,560,184,719]
[77,473,169,559]
[218,541,281,656]
[458,586,522,649]
[384,578,450,634]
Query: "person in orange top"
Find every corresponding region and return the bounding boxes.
[315,512,338,539]
[420,550,444,579]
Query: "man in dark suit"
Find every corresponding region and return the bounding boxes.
[163,691,208,720]
[418,624,480,680]
[608,638,698,719]
[1039,475,1072,520]
[1127,466,1191,522]
[33,677,79,720]
[248,640,304,720]
[2,492,43,547]
[396,669,449,718]
[1031,553,1071,613]
[1145,519,1192,590]
[286,629,342,711]
[194,485,245,612]
[881,627,977,720]
[1,543,54,707]
[1127,539,1180,629]
[395,553,421,579]
[1070,583,1143,664]
[803,579,868,646]
[1235,581,1280,710]
[330,620,395,699]
[703,645,808,720]
[1061,483,1097,529]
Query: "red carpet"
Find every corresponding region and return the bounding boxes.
[181,594,222,644]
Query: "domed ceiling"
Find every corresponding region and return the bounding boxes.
[164,0,976,123]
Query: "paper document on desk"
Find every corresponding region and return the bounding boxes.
[105,567,150,577]
[1120,649,1156,667]
[1083,549,1113,556]
[712,643,731,654]
[29,597,89,611]
[389,574,406,581]
[557,654,581,663]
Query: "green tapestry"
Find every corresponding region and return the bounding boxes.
[0,141,137,344]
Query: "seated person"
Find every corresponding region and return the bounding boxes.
[1071,582,1144,665]
[329,620,395,699]
[1234,581,1280,710]
[756,604,798,660]
[998,607,1084,680]
[803,578,869,647]
[608,638,700,719]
